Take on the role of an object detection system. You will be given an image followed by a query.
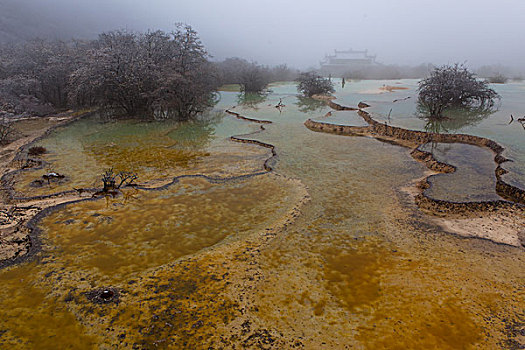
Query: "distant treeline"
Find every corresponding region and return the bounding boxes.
[0,25,297,120]
[1,25,523,120]
[215,57,299,92]
[475,64,523,83]
[320,63,524,82]
[319,63,434,80]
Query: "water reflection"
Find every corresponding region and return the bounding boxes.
[236,92,268,109]
[418,103,497,134]
[295,95,326,113]
[164,114,221,151]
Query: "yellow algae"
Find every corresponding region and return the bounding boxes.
[322,245,384,312]
[39,176,292,283]
[0,264,97,349]
[356,299,483,350]
[104,257,241,349]
[0,173,305,348]
[253,225,517,349]
[85,134,209,174]
[2,87,524,349]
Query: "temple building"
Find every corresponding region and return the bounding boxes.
[320,49,378,75]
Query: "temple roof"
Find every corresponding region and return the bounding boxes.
[326,49,375,60]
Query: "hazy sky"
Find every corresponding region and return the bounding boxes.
[8,0,525,70]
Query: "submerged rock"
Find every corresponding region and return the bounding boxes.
[85,287,120,304]
[29,179,45,188]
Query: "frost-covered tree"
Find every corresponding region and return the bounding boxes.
[0,25,220,120]
[0,39,83,113]
[418,64,499,118]
[69,25,218,119]
[296,72,334,97]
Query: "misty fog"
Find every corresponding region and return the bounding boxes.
[1,0,525,71]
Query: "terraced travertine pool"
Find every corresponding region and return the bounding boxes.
[335,79,525,190]
[0,82,523,349]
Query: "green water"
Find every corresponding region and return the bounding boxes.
[1,82,523,349]
[419,143,501,202]
[12,108,267,197]
[337,79,525,189]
